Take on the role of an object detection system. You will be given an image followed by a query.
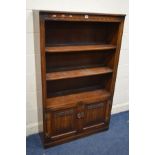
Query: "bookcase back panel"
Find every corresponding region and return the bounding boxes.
[46,51,114,72]
[46,75,112,97]
[45,21,119,46]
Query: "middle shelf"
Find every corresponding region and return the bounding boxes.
[45,44,116,53]
[46,66,113,81]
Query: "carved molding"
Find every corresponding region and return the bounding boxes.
[55,109,74,117]
[87,102,104,110]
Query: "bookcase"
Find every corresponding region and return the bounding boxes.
[38,11,125,148]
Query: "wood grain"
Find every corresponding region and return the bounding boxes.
[46,67,113,80]
[46,44,116,53]
[41,12,124,22]
[46,89,111,110]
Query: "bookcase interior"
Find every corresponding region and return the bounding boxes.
[45,21,119,46]
[46,74,112,98]
[46,50,115,72]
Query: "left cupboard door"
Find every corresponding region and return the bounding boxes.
[45,107,77,141]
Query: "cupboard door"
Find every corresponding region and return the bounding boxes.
[83,101,107,130]
[45,107,77,140]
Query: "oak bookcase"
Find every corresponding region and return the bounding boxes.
[38,11,125,148]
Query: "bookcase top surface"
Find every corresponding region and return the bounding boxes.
[38,10,125,23]
[37,10,126,17]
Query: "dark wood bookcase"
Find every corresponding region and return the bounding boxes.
[38,11,125,148]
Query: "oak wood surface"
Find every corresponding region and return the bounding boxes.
[41,11,124,22]
[46,44,116,53]
[39,10,126,17]
[39,15,47,137]
[46,51,114,73]
[45,21,119,46]
[46,89,111,110]
[46,66,113,81]
[44,125,109,148]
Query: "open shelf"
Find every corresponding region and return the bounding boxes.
[46,89,111,110]
[47,85,101,97]
[46,51,115,73]
[45,44,116,53]
[45,21,119,47]
[46,66,113,81]
[46,74,111,98]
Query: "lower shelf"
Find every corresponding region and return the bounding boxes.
[46,89,111,110]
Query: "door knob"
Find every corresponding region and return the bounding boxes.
[85,15,89,19]
[77,112,84,119]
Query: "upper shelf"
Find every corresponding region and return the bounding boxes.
[45,44,116,53]
[46,66,113,81]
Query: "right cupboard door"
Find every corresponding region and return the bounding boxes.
[83,100,110,131]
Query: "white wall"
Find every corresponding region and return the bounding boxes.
[26,0,129,136]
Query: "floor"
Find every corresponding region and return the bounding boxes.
[26,111,129,155]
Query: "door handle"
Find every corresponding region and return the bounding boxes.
[77,112,84,119]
